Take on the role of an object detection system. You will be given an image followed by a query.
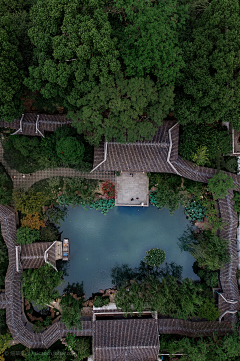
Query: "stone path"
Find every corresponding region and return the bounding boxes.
[115,172,149,207]
[0,140,115,190]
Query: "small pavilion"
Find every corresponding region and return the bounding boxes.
[91,119,180,206]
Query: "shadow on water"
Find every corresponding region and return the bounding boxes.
[111,260,183,288]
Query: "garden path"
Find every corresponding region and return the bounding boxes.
[115,172,149,206]
[0,141,115,190]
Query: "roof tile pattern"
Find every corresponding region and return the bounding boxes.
[93,319,159,361]
[20,242,55,269]
[0,114,72,137]
[92,120,177,173]
[158,319,232,337]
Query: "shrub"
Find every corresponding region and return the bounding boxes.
[56,137,85,165]
[93,296,110,308]
[144,248,166,267]
[179,123,232,166]
[0,227,8,287]
[233,191,240,215]
[13,189,48,214]
[57,193,81,207]
[65,334,91,361]
[208,171,234,200]
[16,227,40,245]
[102,180,115,200]
[197,298,220,321]
[192,261,219,287]
[184,200,206,221]
[191,145,210,167]
[148,173,184,214]
[116,171,121,176]
[63,282,84,297]
[39,223,59,242]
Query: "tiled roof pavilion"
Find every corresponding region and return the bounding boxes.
[93,319,159,361]
[91,120,179,174]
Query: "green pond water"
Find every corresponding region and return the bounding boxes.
[58,204,197,299]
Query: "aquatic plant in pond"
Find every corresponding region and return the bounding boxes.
[184,200,206,221]
[57,191,115,215]
[89,199,115,215]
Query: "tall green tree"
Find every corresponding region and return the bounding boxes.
[24,0,121,109]
[208,171,234,200]
[60,294,83,330]
[0,0,35,121]
[69,71,174,145]
[16,227,40,245]
[174,0,240,130]
[160,329,240,361]
[21,263,63,306]
[178,227,230,270]
[56,137,85,164]
[106,0,189,87]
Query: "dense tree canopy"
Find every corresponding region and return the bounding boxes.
[208,171,234,200]
[107,0,188,86]
[0,0,35,121]
[160,329,240,361]
[24,0,121,108]
[178,227,230,270]
[174,0,240,130]
[115,275,218,320]
[69,72,174,145]
[16,227,40,244]
[23,0,187,145]
[21,263,63,306]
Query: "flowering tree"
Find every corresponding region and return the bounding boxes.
[21,212,46,230]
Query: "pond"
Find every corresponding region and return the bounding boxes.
[57,204,197,299]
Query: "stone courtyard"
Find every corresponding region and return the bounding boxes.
[115,172,149,207]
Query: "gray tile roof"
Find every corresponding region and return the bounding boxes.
[92,120,178,173]
[0,113,72,137]
[20,242,56,269]
[93,319,159,361]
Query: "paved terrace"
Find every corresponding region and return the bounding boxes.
[115,172,149,207]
